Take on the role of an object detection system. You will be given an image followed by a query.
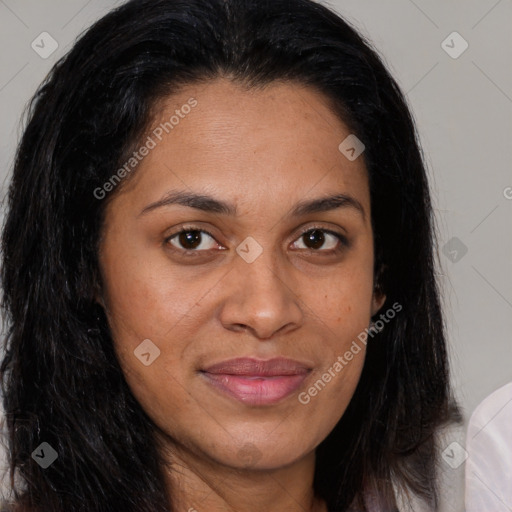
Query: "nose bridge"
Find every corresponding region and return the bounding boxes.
[219,236,303,338]
[237,237,291,305]
[240,240,284,292]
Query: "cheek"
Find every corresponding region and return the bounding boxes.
[300,263,374,412]
[100,246,207,345]
[99,266,217,426]
[313,262,375,334]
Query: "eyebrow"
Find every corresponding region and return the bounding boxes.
[139,190,365,221]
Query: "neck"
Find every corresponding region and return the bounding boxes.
[160,441,327,512]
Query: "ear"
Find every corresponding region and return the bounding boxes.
[95,294,106,308]
[92,277,106,308]
[371,289,386,317]
[371,260,387,317]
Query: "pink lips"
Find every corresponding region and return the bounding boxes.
[201,357,311,406]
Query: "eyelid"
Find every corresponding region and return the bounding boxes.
[295,223,348,240]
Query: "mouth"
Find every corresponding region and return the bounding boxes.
[200,357,312,406]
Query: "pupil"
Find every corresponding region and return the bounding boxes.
[179,230,201,249]
[305,229,324,249]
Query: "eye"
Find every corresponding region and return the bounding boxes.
[291,227,348,253]
[165,225,348,257]
[166,227,221,253]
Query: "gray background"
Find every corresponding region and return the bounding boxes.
[0,0,510,486]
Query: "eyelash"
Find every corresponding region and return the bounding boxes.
[164,224,349,257]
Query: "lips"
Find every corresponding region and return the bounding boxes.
[200,357,311,406]
[203,357,311,376]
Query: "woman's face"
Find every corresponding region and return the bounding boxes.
[98,78,385,471]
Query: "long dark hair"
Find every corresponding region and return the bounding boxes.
[0,0,459,510]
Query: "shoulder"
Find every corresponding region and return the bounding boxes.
[466,381,512,467]
[465,382,512,512]
[468,381,512,434]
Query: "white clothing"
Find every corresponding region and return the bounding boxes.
[465,382,512,512]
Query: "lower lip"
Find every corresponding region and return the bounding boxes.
[201,372,309,406]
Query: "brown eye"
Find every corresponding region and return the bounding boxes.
[166,229,218,252]
[303,229,326,250]
[292,228,348,253]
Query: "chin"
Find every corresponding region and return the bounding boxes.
[207,434,316,471]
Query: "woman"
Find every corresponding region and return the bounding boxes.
[0,0,461,510]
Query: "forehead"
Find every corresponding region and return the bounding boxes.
[110,78,369,218]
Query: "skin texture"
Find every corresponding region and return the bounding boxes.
[97,78,386,512]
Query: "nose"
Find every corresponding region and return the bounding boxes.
[218,247,304,340]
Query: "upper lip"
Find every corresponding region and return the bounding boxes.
[202,357,311,377]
